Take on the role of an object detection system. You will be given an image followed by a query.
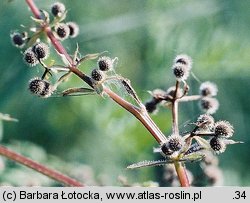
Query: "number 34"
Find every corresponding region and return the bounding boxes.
[234,191,246,199]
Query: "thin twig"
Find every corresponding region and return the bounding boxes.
[172,81,180,135]
[0,145,83,187]
[178,95,201,102]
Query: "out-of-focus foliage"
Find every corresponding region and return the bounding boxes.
[0,0,249,186]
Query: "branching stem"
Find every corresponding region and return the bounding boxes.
[25,0,189,187]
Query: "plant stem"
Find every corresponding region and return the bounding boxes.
[25,0,187,187]
[174,161,190,187]
[26,0,41,19]
[26,0,167,145]
[171,81,190,187]
[178,95,201,102]
[172,81,180,135]
[104,87,167,144]
[0,145,83,186]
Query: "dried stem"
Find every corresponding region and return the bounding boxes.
[0,145,83,186]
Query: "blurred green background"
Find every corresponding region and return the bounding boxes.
[0,0,249,186]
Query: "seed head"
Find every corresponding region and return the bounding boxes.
[66,22,79,38]
[166,86,183,99]
[199,81,218,97]
[172,63,190,81]
[28,78,53,98]
[145,99,158,113]
[51,2,66,17]
[214,120,234,138]
[209,137,226,154]
[23,47,39,66]
[97,56,113,71]
[160,142,173,156]
[174,54,192,69]
[10,32,25,48]
[196,114,215,131]
[200,97,219,114]
[167,134,184,152]
[91,68,104,81]
[55,23,70,40]
[33,42,50,60]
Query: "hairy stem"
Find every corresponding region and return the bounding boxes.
[0,145,83,186]
[174,162,190,187]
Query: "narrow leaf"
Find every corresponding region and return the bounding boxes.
[224,139,244,145]
[77,51,108,65]
[181,152,205,162]
[61,87,96,97]
[127,159,174,169]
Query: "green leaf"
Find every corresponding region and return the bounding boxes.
[127,159,175,169]
[181,153,205,162]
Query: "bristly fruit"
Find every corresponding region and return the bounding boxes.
[66,22,79,38]
[23,47,39,66]
[97,56,113,71]
[10,32,26,48]
[196,114,215,131]
[174,54,192,69]
[145,99,158,113]
[199,81,218,97]
[33,42,50,60]
[55,23,70,40]
[172,63,190,81]
[200,97,219,115]
[214,120,234,138]
[166,86,183,99]
[28,78,53,98]
[167,134,184,152]
[209,137,226,154]
[91,68,104,81]
[51,2,66,17]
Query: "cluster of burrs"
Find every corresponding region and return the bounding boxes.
[10,2,81,98]
[127,54,241,170]
[11,1,144,107]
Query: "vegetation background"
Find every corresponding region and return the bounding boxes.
[0,0,249,186]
